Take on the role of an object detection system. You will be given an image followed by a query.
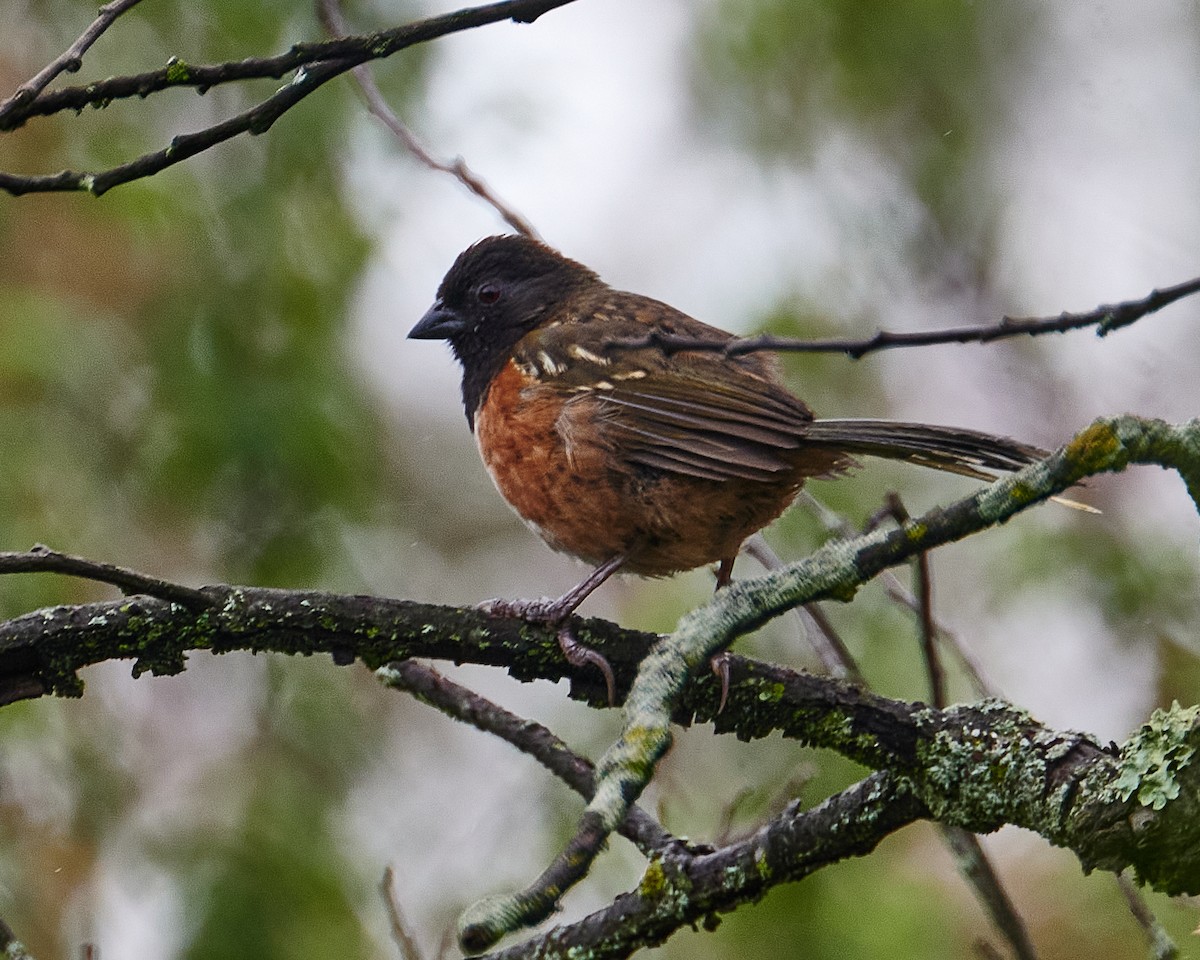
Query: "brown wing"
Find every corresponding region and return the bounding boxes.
[595,372,816,481]
[514,299,820,483]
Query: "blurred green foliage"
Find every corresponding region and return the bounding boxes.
[693,0,1041,267]
[2,1,424,956]
[165,659,380,960]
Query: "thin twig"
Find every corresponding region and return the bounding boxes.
[742,534,864,682]
[874,491,1038,960]
[604,274,1200,359]
[1,0,576,132]
[317,0,539,238]
[0,546,213,608]
[874,493,945,707]
[0,0,146,124]
[380,867,425,960]
[1116,872,1179,960]
[797,490,995,696]
[940,825,1040,960]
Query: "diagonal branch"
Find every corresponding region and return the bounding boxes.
[378,659,675,855]
[317,0,540,238]
[0,0,147,124]
[478,772,924,960]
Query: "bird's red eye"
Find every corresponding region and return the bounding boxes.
[477,283,502,305]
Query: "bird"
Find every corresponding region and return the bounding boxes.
[409,234,1048,701]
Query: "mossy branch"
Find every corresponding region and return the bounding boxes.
[458,414,1200,953]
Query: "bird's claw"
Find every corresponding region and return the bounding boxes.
[478,598,616,705]
[711,652,732,714]
[558,625,616,707]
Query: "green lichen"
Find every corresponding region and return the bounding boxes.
[756,682,785,703]
[753,845,772,882]
[903,521,927,542]
[164,56,191,84]
[1062,421,1123,475]
[1112,702,1200,811]
[638,856,667,899]
[1006,481,1038,506]
[826,581,860,603]
[914,701,1049,829]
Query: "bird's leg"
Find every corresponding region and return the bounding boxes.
[479,552,628,704]
[715,556,736,589]
[711,555,737,712]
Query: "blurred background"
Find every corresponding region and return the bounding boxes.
[2,0,1200,956]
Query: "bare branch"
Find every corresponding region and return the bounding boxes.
[939,826,1039,960]
[798,489,998,698]
[1116,872,1179,960]
[0,545,213,608]
[604,275,1200,359]
[381,867,426,960]
[317,0,540,238]
[0,0,580,195]
[0,0,146,123]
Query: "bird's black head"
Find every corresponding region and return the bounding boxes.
[409,234,601,427]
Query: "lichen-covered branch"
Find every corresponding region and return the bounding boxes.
[712,660,1200,897]
[478,772,924,960]
[458,415,1200,952]
[469,682,1200,958]
[0,585,657,706]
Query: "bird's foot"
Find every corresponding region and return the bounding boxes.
[557,624,616,707]
[477,595,568,623]
[477,596,616,706]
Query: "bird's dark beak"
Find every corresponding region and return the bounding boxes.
[408,302,466,340]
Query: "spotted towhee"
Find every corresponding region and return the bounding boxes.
[410,235,1046,697]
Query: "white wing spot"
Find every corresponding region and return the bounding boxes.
[568,344,611,366]
[538,351,566,376]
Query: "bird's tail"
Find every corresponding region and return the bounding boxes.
[803,418,1048,480]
